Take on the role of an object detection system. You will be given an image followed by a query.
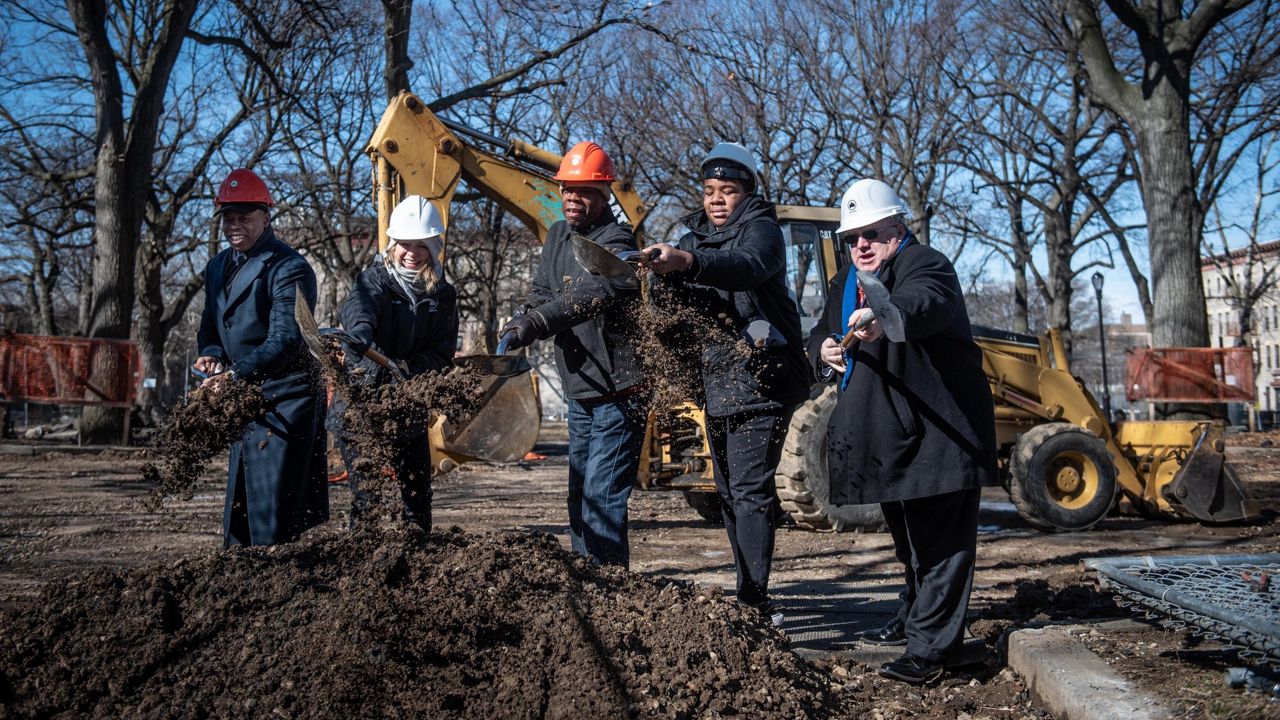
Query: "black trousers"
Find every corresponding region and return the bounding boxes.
[337,435,433,532]
[881,486,981,663]
[706,405,795,608]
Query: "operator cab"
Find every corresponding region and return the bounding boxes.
[776,205,842,334]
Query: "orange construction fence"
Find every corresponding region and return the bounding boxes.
[0,334,141,406]
[1125,347,1255,403]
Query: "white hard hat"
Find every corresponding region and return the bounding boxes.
[387,195,445,241]
[701,142,760,193]
[837,179,908,235]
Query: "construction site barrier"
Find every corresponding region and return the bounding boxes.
[1125,347,1255,403]
[0,333,141,406]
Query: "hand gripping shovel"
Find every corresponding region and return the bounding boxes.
[452,331,531,378]
[294,285,407,382]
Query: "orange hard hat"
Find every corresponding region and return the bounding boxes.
[553,142,617,183]
[215,168,274,207]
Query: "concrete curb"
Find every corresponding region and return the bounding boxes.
[1008,625,1170,720]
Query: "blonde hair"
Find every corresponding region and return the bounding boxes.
[385,236,444,293]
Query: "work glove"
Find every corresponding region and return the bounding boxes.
[500,310,548,350]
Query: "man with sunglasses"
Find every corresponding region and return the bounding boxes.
[807,178,996,685]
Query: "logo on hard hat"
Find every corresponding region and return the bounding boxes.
[571,157,582,166]
[230,180,239,188]
[848,199,857,211]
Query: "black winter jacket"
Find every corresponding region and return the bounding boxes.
[806,242,997,504]
[326,259,459,436]
[527,215,644,400]
[659,194,810,417]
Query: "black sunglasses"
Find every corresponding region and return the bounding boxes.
[852,225,896,241]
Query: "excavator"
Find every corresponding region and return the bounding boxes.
[365,90,1259,533]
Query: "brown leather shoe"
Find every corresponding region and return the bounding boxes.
[858,618,907,646]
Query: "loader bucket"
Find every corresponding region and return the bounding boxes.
[1162,429,1261,524]
[438,371,540,463]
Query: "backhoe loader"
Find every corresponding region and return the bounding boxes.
[365,90,1259,533]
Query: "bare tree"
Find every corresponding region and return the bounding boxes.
[1067,0,1280,347]
[952,0,1140,344]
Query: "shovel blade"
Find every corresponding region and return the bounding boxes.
[571,233,637,288]
[441,372,541,462]
[293,285,329,358]
[855,271,906,342]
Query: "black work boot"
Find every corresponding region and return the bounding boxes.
[878,654,944,685]
[858,618,907,646]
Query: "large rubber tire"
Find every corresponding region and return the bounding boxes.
[681,490,724,525]
[776,386,885,532]
[1009,423,1117,532]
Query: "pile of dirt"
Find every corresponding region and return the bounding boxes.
[0,526,861,718]
[140,379,267,507]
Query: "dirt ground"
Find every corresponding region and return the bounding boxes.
[1,426,1278,718]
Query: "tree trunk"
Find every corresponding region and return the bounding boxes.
[1134,111,1209,348]
[382,0,413,100]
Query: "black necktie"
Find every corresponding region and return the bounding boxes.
[224,253,247,295]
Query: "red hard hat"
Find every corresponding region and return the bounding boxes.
[215,168,273,207]
[553,142,617,183]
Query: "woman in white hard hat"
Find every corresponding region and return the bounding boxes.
[645,142,811,626]
[326,195,459,531]
[809,178,996,685]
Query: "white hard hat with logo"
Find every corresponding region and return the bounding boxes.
[837,179,908,235]
[387,195,445,241]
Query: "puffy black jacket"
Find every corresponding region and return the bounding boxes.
[326,259,458,436]
[658,194,810,417]
[527,215,644,400]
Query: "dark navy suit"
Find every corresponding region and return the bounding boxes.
[196,227,328,547]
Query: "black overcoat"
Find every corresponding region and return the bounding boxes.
[527,215,644,400]
[660,195,810,417]
[197,227,328,545]
[805,242,997,504]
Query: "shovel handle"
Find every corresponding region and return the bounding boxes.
[495,330,516,355]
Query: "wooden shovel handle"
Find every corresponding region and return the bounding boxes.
[839,311,876,348]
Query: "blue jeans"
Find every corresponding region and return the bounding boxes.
[566,392,646,568]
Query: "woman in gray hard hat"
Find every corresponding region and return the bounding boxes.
[646,142,810,626]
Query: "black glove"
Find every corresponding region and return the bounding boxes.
[500,310,547,349]
[344,324,374,356]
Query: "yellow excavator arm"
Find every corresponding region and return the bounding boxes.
[364,91,648,248]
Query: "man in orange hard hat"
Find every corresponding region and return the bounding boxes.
[500,142,646,568]
[193,168,328,548]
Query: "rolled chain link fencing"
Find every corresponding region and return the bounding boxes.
[1084,554,1280,667]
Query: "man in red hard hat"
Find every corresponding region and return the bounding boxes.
[500,142,646,568]
[193,168,328,547]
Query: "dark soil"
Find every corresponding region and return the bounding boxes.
[969,567,1129,645]
[335,366,484,488]
[1,526,861,719]
[140,379,266,508]
[1077,627,1279,719]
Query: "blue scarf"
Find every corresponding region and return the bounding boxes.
[839,231,914,391]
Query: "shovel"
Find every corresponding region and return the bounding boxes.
[293,285,407,382]
[852,271,906,343]
[453,331,531,378]
[570,233,655,286]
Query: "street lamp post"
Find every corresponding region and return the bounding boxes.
[1091,272,1112,419]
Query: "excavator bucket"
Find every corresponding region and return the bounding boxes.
[437,371,540,463]
[1162,429,1261,524]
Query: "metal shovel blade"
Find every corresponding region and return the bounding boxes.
[294,285,330,359]
[570,232,637,287]
[453,331,532,378]
[855,271,906,342]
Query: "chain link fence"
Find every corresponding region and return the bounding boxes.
[1085,554,1280,667]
